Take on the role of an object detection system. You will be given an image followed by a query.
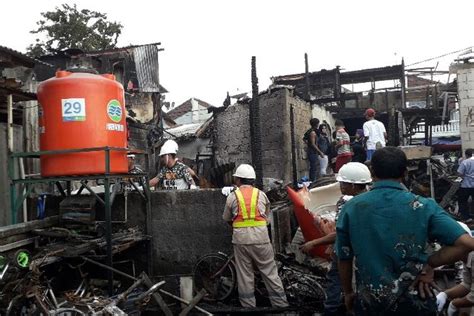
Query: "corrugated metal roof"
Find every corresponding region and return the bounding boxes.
[0,45,54,68]
[164,123,202,138]
[133,44,161,92]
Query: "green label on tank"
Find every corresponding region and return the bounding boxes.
[107,100,123,123]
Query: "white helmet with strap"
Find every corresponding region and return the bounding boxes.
[233,164,256,179]
[336,162,372,184]
[159,140,179,156]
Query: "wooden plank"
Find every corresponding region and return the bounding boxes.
[179,289,207,316]
[0,216,58,239]
[142,273,173,316]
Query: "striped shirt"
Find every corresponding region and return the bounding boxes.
[336,128,351,156]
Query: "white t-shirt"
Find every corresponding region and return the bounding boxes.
[363,119,386,150]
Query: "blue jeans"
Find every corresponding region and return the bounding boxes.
[324,258,343,314]
[366,149,375,161]
[457,187,474,220]
[308,151,319,181]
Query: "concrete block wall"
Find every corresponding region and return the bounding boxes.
[457,63,474,152]
[214,103,252,166]
[122,189,292,277]
[149,189,232,275]
[215,88,318,183]
[286,92,313,178]
[260,89,289,181]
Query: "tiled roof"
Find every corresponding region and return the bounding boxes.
[167,98,214,120]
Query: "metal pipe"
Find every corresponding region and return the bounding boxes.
[7,94,15,224]
[104,177,113,295]
[81,256,136,281]
[80,181,105,205]
[7,94,13,151]
[129,179,146,200]
[19,158,27,222]
[124,191,128,223]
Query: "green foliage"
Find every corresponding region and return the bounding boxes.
[27,4,123,57]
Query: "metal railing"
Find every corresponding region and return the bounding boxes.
[412,120,460,139]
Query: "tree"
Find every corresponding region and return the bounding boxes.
[27,4,123,57]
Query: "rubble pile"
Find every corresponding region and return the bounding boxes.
[0,224,158,315]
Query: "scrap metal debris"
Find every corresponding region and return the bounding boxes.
[0,224,164,315]
[192,251,326,313]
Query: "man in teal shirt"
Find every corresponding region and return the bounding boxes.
[336,147,473,315]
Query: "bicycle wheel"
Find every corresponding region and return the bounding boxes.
[193,252,236,302]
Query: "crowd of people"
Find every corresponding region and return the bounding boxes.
[304,108,387,181]
[148,109,474,315]
[299,109,474,315]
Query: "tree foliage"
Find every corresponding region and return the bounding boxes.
[27,4,123,57]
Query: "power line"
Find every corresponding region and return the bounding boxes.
[407,46,474,67]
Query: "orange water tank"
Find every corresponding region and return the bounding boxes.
[38,71,128,177]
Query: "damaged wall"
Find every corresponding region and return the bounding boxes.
[214,88,334,183]
[126,93,155,123]
[0,124,24,225]
[149,189,231,275]
[456,62,474,151]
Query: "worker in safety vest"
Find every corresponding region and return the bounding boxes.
[222,164,289,308]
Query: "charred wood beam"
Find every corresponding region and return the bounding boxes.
[340,65,404,84]
[290,106,298,187]
[309,93,359,105]
[250,56,263,189]
[305,53,310,100]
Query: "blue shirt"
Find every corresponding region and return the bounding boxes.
[458,158,474,188]
[336,180,465,310]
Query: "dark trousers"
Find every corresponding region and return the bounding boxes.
[323,258,343,315]
[458,187,474,220]
[308,151,319,181]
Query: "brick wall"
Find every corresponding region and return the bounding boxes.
[214,88,328,183]
[260,89,289,180]
[286,92,313,178]
[214,102,252,166]
[456,63,474,152]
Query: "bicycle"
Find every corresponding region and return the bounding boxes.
[193,251,326,309]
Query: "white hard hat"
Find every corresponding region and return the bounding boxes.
[233,164,256,179]
[159,140,179,156]
[336,162,372,184]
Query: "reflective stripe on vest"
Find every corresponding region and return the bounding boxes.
[232,187,267,228]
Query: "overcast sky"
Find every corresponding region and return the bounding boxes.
[2,0,473,107]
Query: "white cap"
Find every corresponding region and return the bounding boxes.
[233,164,256,179]
[159,140,179,156]
[336,162,372,184]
